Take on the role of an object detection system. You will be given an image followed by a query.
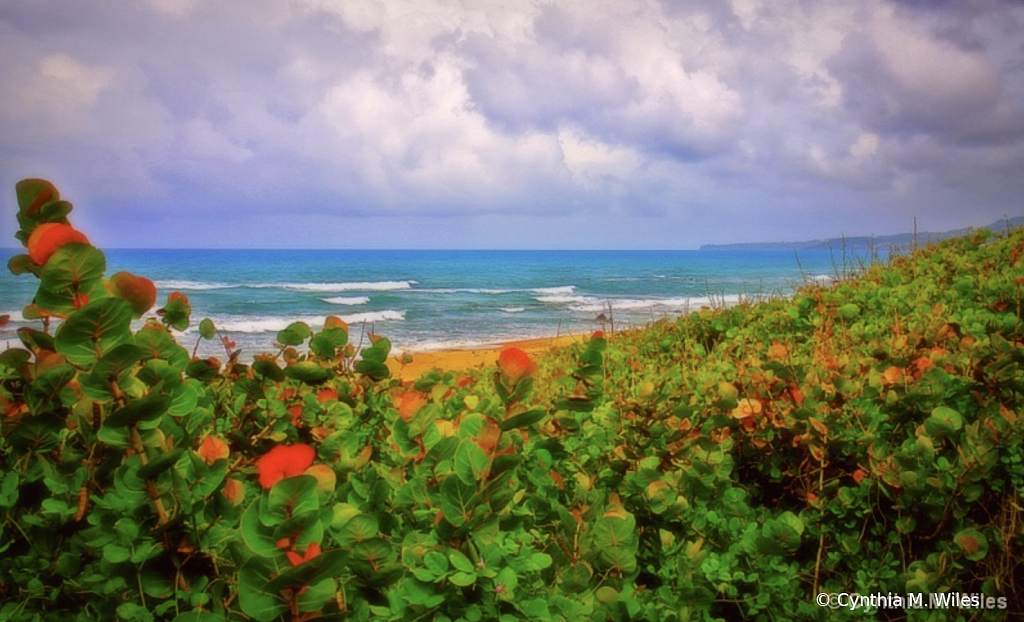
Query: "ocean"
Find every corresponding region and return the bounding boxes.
[1,248,863,359]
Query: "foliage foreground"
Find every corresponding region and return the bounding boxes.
[1,179,1023,621]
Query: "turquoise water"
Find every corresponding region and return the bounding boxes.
[1,248,858,357]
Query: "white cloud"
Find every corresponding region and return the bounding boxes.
[558,126,643,189]
[4,53,116,136]
[0,0,1022,247]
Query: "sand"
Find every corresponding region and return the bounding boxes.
[387,334,584,382]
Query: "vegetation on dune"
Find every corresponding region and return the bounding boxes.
[1,178,1022,621]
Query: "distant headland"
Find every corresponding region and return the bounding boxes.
[699,216,1024,251]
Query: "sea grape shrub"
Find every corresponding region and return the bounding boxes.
[3,177,1024,621]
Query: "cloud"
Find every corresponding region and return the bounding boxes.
[831,3,1024,145]
[0,0,1022,248]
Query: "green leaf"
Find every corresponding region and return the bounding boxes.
[16,178,60,215]
[839,303,861,320]
[424,550,449,576]
[199,318,216,340]
[241,502,281,557]
[0,348,31,369]
[495,566,518,596]
[103,544,132,564]
[283,361,334,385]
[262,476,320,527]
[954,528,988,561]
[171,612,227,622]
[310,328,348,360]
[449,550,475,573]
[103,393,172,429]
[7,253,38,276]
[334,514,378,548]
[588,516,635,551]
[185,359,218,382]
[80,344,144,402]
[36,244,108,316]
[440,476,477,527]
[137,448,184,479]
[449,571,477,586]
[455,441,490,485]
[277,322,312,346]
[0,472,20,509]
[760,516,802,553]
[253,360,286,382]
[238,561,288,622]
[598,547,637,574]
[925,406,963,438]
[265,549,348,593]
[158,293,192,331]
[18,326,55,352]
[135,324,189,371]
[499,408,547,431]
[350,538,394,574]
[354,359,390,381]
[55,297,133,366]
[26,363,76,414]
[422,436,459,468]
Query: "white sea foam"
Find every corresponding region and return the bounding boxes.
[262,280,417,292]
[501,307,526,313]
[415,287,513,295]
[535,294,591,305]
[415,285,575,296]
[155,280,239,291]
[202,317,313,334]
[321,296,371,306]
[339,310,405,324]
[532,285,576,295]
[540,294,745,314]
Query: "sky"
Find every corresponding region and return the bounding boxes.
[1,0,1023,250]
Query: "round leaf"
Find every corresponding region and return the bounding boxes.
[37,243,107,316]
[55,298,133,366]
[108,271,157,318]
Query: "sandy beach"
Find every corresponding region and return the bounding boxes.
[387,334,584,382]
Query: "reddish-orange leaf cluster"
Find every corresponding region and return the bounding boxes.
[197,435,230,465]
[497,347,537,384]
[222,478,245,506]
[317,388,338,403]
[397,391,428,422]
[287,404,304,427]
[27,223,89,265]
[286,542,322,567]
[256,444,315,489]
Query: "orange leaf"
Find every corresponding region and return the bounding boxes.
[108,272,157,317]
[325,315,349,332]
[222,478,246,506]
[303,464,337,492]
[397,392,427,422]
[255,444,315,489]
[197,435,230,465]
[288,404,304,426]
[27,223,89,265]
[286,542,322,567]
[317,388,339,403]
[497,347,537,384]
